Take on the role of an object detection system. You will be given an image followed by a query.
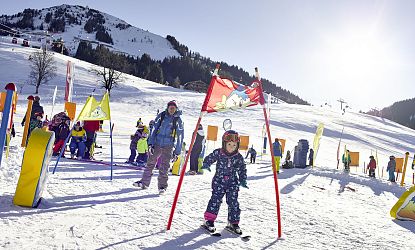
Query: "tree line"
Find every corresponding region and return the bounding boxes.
[367,98,415,130]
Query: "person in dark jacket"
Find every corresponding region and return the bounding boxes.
[386,155,396,182]
[21,96,44,126]
[308,148,314,166]
[133,100,184,193]
[52,119,71,157]
[189,124,205,175]
[367,155,377,178]
[27,112,43,140]
[201,130,247,234]
[245,145,257,164]
[83,120,100,159]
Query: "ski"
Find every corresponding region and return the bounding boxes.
[224,226,251,241]
[200,224,221,237]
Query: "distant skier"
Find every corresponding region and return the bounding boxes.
[367,155,377,178]
[245,145,257,164]
[188,124,205,175]
[272,138,282,173]
[133,100,184,194]
[386,155,396,182]
[282,150,293,169]
[201,130,247,235]
[308,148,314,166]
[342,150,351,172]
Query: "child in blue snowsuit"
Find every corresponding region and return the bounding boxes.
[202,130,248,234]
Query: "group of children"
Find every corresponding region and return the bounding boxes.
[126,118,152,167]
[342,150,415,183]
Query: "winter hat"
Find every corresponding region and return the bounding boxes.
[75,121,81,126]
[34,96,40,102]
[167,100,177,108]
[198,124,203,130]
[369,155,374,159]
[389,155,395,159]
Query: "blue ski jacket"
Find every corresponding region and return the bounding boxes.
[272,141,282,157]
[148,109,184,155]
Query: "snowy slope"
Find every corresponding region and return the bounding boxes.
[0,42,415,249]
[0,4,180,60]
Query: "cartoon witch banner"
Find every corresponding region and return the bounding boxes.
[201,76,263,113]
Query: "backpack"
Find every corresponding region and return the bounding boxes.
[158,111,179,138]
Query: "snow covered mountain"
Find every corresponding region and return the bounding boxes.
[1,41,415,249]
[0,4,180,60]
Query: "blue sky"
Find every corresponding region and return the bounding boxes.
[2,0,415,111]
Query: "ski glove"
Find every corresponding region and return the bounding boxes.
[240,180,249,189]
[171,153,179,163]
[201,164,211,172]
[148,145,154,155]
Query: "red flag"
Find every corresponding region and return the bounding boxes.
[201,76,262,113]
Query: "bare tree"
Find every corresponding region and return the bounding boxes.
[28,48,57,94]
[90,47,127,94]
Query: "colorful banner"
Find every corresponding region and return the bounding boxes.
[312,123,324,166]
[201,76,262,113]
[390,186,415,221]
[77,92,111,121]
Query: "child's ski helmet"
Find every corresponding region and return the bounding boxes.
[222,130,240,155]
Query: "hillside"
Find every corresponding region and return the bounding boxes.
[367,98,415,130]
[0,41,415,249]
[0,4,180,60]
[0,4,309,105]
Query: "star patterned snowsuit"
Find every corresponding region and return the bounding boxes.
[203,149,247,224]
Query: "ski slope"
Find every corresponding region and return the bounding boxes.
[0,41,415,249]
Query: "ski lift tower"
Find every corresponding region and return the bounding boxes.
[337,98,347,111]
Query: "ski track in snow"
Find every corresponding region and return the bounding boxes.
[0,41,415,249]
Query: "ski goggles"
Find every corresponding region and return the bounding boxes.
[223,133,240,142]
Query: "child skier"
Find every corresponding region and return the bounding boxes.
[367,155,377,178]
[386,155,396,182]
[69,121,87,160]
[136,126,149,167]
[245,145,257,164]
[52,118,71,157]
[202,130,248,234]
[126,120,146,165]
[27,112,44,139]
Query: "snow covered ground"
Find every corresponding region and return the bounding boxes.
[0,41,415,249]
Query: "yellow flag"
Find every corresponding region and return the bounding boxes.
[312,123,324,166]
[77,92,111,121]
